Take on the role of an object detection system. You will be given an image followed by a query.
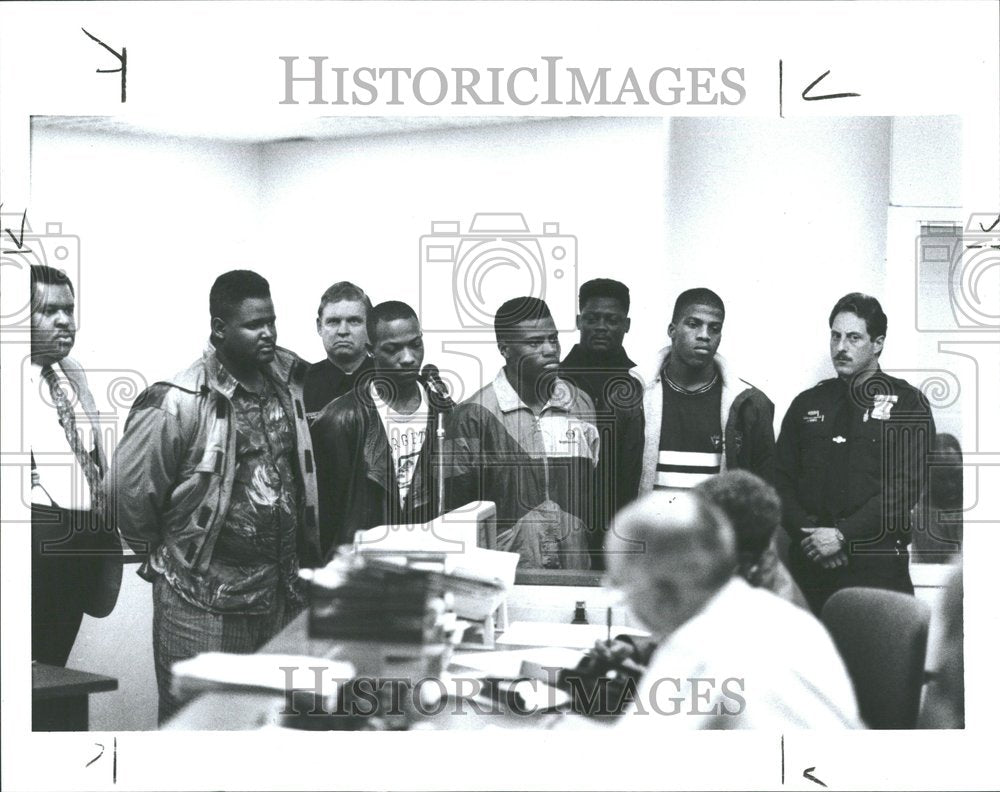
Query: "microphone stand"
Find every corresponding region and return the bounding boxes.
[421,366,453,519]
[436,412,446,518]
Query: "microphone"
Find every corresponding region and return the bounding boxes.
[420,364,454,517]
[420,364,454,409]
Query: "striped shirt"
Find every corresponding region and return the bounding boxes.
[655,374,722,490]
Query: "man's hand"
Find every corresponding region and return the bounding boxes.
[801,527,846,566]
[587,639,648,676]
[818,549,849,569]
[590,638,638,666]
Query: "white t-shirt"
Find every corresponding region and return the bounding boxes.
[371,382,429,507]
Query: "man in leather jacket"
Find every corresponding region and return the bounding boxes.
[310,301,531,557]
[107,270,320,723]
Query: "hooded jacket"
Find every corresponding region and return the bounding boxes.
[635,347,776,493]
[106,344,321,592]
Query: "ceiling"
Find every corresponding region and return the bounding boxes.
[31,115,549,144]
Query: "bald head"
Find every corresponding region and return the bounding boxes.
[606,491,736,638]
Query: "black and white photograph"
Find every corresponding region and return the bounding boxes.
[1,3,997,791]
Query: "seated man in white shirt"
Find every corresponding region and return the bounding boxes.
[28,264,122,667]
[602,490,861,729]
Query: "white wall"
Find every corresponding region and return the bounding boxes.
[884,116,966,441]
[665,117,893,419]
[29,126,264,383]
[31,116,959,429]
[257,117,670,397]
[890,117,962,208]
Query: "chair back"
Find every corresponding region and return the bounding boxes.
[821,587,930,729]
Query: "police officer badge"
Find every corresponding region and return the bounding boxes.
[870,393,898,421]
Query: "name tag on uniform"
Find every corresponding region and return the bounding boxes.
[803,409,825,423]
[871,394,898,420]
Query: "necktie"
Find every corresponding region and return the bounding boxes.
[40,364,104,511]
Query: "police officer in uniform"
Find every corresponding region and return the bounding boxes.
[775,293,934,615]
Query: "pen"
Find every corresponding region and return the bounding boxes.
[606,606,612,642]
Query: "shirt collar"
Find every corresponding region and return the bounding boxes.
[31,359,64,381]
[202,342,276,399]
[201,342,237,399]
[492,368,574,414]
[323,354,373,376]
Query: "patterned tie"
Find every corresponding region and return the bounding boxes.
[40,364,104,511]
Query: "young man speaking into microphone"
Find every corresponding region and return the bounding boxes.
[310,301,531,559]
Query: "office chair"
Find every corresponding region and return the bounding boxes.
[821,587,930,729]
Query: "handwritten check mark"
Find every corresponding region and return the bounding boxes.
[978,214,1000,233]
[0,205,28,251]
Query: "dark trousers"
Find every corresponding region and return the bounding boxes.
[789,542,915,616]
[31,510,98,666]
[152,576,295,725]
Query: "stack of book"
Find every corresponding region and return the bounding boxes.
[306,555,453,644]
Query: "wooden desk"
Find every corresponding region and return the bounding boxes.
[33,663,118,731]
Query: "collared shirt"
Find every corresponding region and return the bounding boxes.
[195,371,303,614]
[619,578,861,729]
[26,360,97,511]
[303,356,375,421]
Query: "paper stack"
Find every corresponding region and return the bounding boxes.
[171,652,354,701]
[306,555,452,643]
